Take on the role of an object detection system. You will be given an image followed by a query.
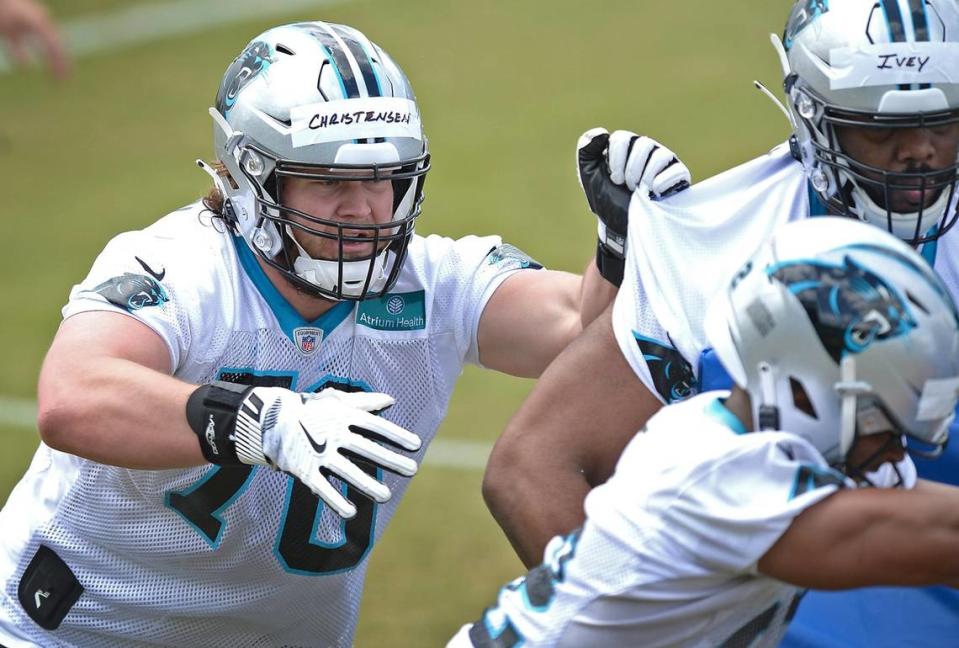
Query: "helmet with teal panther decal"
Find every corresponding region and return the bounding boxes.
[777,0,959,244]
[202,21,430,301]
[705,217,959,471]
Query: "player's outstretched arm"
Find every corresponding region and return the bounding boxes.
[476,260,614,378]
[37,311,202,468]
[0,0,69,79]
[482,304,664,566]
[38,311,420,519]
[758,482,959,589]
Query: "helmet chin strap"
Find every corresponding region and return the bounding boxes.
[757,361,781,431]
[836,355,873,462]
[287,227,390,299]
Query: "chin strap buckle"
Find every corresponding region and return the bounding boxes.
[757,361,780,431]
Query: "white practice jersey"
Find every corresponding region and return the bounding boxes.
[612,141,959,406]
[452,393,855,648]
[0,202,538,648]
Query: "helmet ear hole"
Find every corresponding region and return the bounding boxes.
[264,172,278,204]
[789,376,819,419]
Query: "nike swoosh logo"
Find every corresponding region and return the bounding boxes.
[135,256,166,281]
[301,423,327,454]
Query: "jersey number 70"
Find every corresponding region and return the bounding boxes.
[165,371,378,575]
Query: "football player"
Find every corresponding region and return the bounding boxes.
[454,218,959,648]
[484,1,959,645]
[0,21,685,647]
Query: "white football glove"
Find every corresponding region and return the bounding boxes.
[606,128,691,197]
[233,387,421,519]
[576,128,691,286]
[577,127,692,264]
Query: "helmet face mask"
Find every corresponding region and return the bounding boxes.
[780,0,959,245]
[791,80,959,243]
[205,22,430,301]
[704,218,959,477]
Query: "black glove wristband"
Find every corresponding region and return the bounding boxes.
[596,239,625,287]
[186,381,252,464]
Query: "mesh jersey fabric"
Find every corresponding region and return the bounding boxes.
[0,202,534,648]
[610,142,959,647]
[456,393,849,647]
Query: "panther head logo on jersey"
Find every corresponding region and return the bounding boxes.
[633,333,695,403]
[484,244,543,272]
[92,273,169,312]
[768,247,917,362]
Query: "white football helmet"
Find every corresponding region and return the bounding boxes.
[776,0,959,244]
[201,22,429,300]
[705,217,959,474]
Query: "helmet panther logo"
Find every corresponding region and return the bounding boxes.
[215,41,274,115]
[784,0,829,48]
[769,249,916,362]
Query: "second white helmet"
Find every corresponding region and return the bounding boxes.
[705,217,959,469]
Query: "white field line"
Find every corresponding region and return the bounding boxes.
[0,395,492,471]
[0,0,357,74]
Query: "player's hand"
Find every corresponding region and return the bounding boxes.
[577,128,691,259]
[607,129,690,197]
[235,387,421,519]
[0,0,70,79]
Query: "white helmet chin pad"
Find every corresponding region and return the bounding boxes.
[853,182,955,241]
[290,234,389,299]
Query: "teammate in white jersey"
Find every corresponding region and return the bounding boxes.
[484,1,959,646]
[0,21,687,648]
[453,218,959,648]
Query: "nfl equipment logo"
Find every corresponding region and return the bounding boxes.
[293,327,324,356]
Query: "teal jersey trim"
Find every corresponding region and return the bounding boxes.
[807,181,828,217]
[704,397,747,435]
[232,236,354,342]
[920,228,939,266]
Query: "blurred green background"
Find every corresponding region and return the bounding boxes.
[0,0,790,644]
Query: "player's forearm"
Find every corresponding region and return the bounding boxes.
[37,356,204,469]
[579,258,618,330]
[483,437,591,566]
[485,308,655,565]
[759,485,959,588]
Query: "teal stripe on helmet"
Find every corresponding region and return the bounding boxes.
[330,24,381,98]
[880,0,908,42]
[909,0,930,40]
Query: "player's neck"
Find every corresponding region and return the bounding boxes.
[723,387,755,434]
[255,255,342,320]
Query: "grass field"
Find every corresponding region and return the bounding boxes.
[1,1,789,644]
